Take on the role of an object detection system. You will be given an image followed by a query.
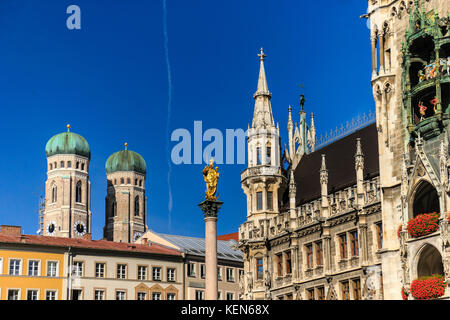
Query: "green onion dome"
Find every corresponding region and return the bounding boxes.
[45,125,90,159]
[105,145,146,175]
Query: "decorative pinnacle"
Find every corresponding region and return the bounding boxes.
[320,154,327,171]
[66,124,71,132]
[124,142,128,150]
[258,47,266,61]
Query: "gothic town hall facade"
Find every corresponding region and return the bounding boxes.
[238,0,450,300]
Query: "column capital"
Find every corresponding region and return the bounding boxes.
[199,200,223,219]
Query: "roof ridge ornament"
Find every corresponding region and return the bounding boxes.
[67,124,71,132]
[124,142,128,150]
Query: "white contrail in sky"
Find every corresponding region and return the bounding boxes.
[162,0,173,231]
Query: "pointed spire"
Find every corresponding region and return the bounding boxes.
[309,112,316,152]
[254,48,270,97]
[355,138,364,172]
[320,154,328,185]
[289,168,296,196]
[251,48,275,129]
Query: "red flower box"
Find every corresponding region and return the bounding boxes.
[407,212,440,238]
[410,274,446,300]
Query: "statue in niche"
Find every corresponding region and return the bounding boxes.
[418,69,425,82]
[418,101,427,120]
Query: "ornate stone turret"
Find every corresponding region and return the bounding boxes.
[241,48,286,222]
[239,48,288,300]
[286,95,316,170]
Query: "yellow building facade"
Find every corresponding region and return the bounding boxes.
[0,228,66,300]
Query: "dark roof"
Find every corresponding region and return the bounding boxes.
[294,123,379,206]
[0,234,182,256]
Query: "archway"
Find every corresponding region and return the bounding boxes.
[417,244,444,278]
[412,181,439,217]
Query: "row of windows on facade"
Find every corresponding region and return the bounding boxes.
[49,161,86,171]
[3,258,60,277]
[110,196,142,217]
[186,263,243,283]
[255,222,383,280]
[108,178,144,187]
[252,190,274,211]
[1,258,177,282]
[72,261,177,282]
[276,278,363,300]
[6,289,58,301]
[51,181,84,203]
[306,278,363,300]
[195,290,236,301]
[5,289,176,301]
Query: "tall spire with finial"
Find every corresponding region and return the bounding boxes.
[251,48,275,129]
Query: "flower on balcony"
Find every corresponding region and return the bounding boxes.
[410,274,446,300]
[397,225,402,238]
[401,287,409,300]
[407,212,440,238]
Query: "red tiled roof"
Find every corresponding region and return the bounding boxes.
[0,234,182,256]
[217,232,239,242]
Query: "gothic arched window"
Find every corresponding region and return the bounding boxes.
[134,196,140,216]
[76,181,82,203]
[52,185,57,203]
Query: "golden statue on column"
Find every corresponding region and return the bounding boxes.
[203,158,220,200]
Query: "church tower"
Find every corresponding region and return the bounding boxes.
[43,125,92,238]
[242,48,286,222]
[367,0,450,299]
[104,143,148,243]
[239,49,287,300]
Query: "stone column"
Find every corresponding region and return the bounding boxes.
[199,200,223,300]
[379,32,385,75]
[371,33,378,77]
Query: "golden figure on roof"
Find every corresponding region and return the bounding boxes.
[203,158,220,200]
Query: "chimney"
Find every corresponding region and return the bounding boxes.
[0,225,22,236]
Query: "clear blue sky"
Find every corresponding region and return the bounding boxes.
[0,0,374,239]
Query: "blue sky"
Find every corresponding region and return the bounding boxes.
[0,0,374,239]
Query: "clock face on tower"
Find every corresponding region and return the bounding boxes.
[133,232,143,242]
[74,220,87,236]
[47,221,56,236]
